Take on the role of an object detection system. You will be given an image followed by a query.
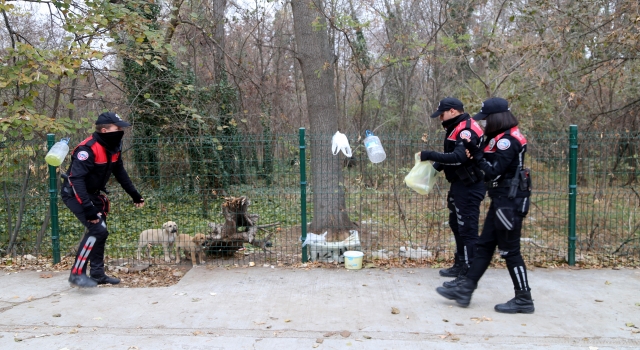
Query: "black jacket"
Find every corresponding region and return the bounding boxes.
[62,132,141,211]
[474,127,530,198]
[421,113,484,183]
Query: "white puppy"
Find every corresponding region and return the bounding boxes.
[175,233,207,265]
[137,221,178,262]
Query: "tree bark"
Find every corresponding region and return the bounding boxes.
[291,0,352,233]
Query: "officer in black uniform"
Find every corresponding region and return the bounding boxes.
[62,112,145,288]
[436,97,535,314]
[420,97,486,287]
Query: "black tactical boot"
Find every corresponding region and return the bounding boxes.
[439,254,463,277]
[442,263,469,288]
[494,290,535,314]
[69,273,98,288]
[436,276,476,307]
[91,274,121,285]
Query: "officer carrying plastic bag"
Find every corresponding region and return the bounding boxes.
[404,152,438,195]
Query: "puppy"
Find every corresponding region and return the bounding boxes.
[137,221,178,262]
[175,233,207,265]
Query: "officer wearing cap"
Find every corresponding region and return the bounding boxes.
[62,112,145,288]
[436,97,535,314]
[420,97,486,287]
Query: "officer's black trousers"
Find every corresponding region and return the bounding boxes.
[447,181,485,266]
[466,198,531,291]
[62,191,110,278]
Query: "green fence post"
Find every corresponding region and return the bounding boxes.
[47,134,61,264]
[568,125,578,266]
[299,128,308,263]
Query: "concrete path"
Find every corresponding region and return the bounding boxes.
[1,266,639,349]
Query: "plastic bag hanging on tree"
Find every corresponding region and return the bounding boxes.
[331,131,352,157]
[363,130,386,163]
[45,138,71,167]
[404,152,438,195]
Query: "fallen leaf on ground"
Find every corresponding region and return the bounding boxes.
[39,273,52,278]
[605,281,611,285]
[193,331,202,336]
[340,330,351,338]
[470,316,492,323]
[323,332,335,337]
[316,338,323,343]
[363,335,371,339]
[625,322,635,327]
[391,307,400,314]
[52,313,61,317]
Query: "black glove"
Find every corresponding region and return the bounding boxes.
[84,205,100,221]
[420,150,432,162]
[131,192,144,204]
[463,140,484,161]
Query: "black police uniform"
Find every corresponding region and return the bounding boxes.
[420,113,486,272]
[62,132,143,283]
[465,126,531,291]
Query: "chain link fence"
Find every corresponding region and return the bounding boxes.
[0,128,638,268]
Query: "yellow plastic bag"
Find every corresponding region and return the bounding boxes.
[404,153,438,195]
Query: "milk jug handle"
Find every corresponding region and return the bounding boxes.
[365,130,373,137]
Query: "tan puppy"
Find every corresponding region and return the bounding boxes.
[137,221,178,262]
[175,233,207,265]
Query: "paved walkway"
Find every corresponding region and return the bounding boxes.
[1,266,639,349]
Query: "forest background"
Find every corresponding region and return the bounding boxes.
[2,0,638,139]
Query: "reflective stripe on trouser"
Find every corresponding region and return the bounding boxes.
[447,181,485,266]
[466,201,531,291]
[72,236,96,275]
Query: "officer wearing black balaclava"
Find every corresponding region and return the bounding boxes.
[61,112,145,288]
[420,97,486,288]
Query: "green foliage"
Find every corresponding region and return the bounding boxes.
[0,0,174,139]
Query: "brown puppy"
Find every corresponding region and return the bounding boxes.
[175,233,207,265]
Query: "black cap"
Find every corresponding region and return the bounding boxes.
[95,112,131,127]
[473,97,510,120]
[430,97,464,118]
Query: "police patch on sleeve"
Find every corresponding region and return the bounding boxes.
[459,130,471,141]
[497,139,511,150]
[77,151,89,161]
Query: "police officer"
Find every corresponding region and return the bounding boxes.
[420,97,485,287]
[62,112,145,288]
[436,97,535,314]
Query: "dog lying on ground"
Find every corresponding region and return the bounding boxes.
[137,221,178,262]
[175,233,207,265]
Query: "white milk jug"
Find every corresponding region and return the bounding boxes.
[363,130,386,163]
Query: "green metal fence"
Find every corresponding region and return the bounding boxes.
[0,127,638,268]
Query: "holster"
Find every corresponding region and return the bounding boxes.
[519,168,532,191]
[455,164,482,186]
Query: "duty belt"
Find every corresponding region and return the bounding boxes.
[486,178,515,188]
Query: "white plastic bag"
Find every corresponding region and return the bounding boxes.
[302,231,327,247]
[331,131,352,157]
[404,152,438,195]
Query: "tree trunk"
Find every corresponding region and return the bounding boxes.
[291,0,352,233]
[212,0,227,83]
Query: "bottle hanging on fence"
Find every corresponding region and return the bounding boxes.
[363,130,386,163]
[45,138,70,167]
